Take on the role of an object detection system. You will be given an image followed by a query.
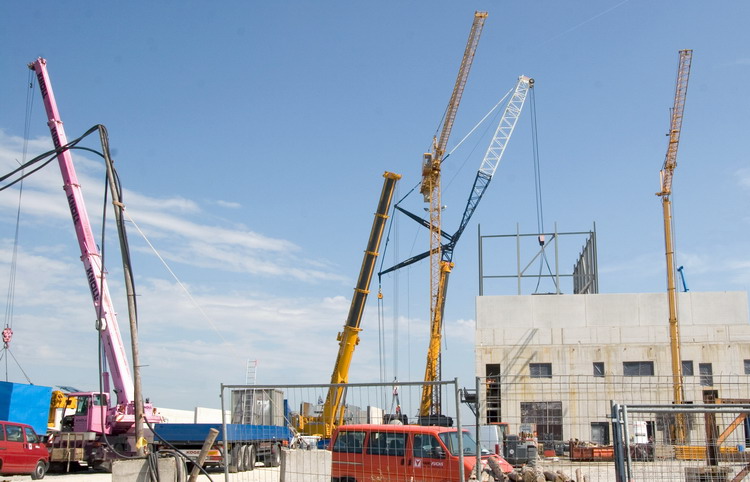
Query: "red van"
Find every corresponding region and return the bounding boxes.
[0,421,49,479]
[330,423,513,481]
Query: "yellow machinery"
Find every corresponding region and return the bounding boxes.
[299,171,401,438]
[657,49,692,442]
[47,389,77,430]
[418,11,486,418]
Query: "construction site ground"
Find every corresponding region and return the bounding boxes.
[0,467,281,482]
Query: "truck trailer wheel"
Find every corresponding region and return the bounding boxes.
[229,445,242,473]
[244,444,256,471]
[265,443,281,467]
[237,445,248,471]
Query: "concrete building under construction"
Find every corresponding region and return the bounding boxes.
[474,290,750,444]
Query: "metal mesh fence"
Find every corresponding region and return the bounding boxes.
[473,374,750,482]
[181,375,750,480]
[214,379,467,481]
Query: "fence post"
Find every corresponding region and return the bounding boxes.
[454,378,465,482]
[476,376,482,480]
[611,401,626,482]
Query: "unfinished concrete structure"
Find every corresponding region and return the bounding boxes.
[475,291,750,444]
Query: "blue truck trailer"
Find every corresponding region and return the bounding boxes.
[153,423,292,472]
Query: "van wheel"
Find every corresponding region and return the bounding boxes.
[31,460,47,480]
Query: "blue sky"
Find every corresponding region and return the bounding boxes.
[0,1,748,411]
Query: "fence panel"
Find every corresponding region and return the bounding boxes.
[471,374,750,482]
[213,379,465,481]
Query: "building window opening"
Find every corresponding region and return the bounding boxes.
[682,360,694,376]
[699,363,713,387]
[530,363,552,379]
[593,362,605,378]
[521,401,563,443]
[623,361,654,377]
[590,422,609,445]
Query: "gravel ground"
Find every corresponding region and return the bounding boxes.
[1,467,282,482]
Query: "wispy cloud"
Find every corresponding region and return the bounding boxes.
[214,200,241,209]
[736,168,750,190]
[0,130,344,284]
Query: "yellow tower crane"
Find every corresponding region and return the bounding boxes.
[657,49,692,443]
[418,10,487,418]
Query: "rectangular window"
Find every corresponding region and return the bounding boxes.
[593,362,605,378]
[699,363,713,386]
[591,422,610,445]
[744,360,750,375]
[332,430,365,454]
[623,361,654,377]
[682,360,694,376]
[367,431,406,456]
[521,401,563,443]
[413,433,443,459]
[530,363,552,378]
[4,425,23,442]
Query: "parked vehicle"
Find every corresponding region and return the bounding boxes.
[152,423,292,472]
[0,420,49,479]
[464,423,509,456]
[330,423,513,481]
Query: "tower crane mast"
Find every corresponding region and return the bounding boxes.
[657,49,692,441]
[419,10,486,418]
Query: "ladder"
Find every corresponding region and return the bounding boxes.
[242,359,258,424]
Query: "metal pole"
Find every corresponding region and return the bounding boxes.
[611,402,626,482]
[592,222,599,293]
[478,224,483,296]
[516,223,521,294]
[221,385,230,480]
[454,378,465,482]
[622,405,633,482]
[99,127,145,455]
[475,375,482,479]
[554,223,560,294]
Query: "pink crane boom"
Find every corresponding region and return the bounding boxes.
[30,58,134,407]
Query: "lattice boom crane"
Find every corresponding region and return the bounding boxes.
[658,49,692,440]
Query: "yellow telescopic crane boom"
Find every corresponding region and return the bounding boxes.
[419,10,486,419]
[657,49,692,441]
[303,171,401,438]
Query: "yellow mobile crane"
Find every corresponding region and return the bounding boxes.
[657,49,692,443]
[299,172,401,438]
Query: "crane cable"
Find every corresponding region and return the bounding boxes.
[529,87,557,294]
[1,70,36,384]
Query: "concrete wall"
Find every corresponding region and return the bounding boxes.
[475,291,750,442]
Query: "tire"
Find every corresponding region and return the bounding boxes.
[244,444,256,471]
[31,460,47,480]
[229,445,241,473]
[237,445,247,472]
[266,443,281,467]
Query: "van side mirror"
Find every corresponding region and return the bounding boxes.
[433,446,446,458]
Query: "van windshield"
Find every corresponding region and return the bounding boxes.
[439,431,480,456]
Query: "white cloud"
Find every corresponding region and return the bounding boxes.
[214,200,241,209]
[736,168,750,190]
[0,130,343,284]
